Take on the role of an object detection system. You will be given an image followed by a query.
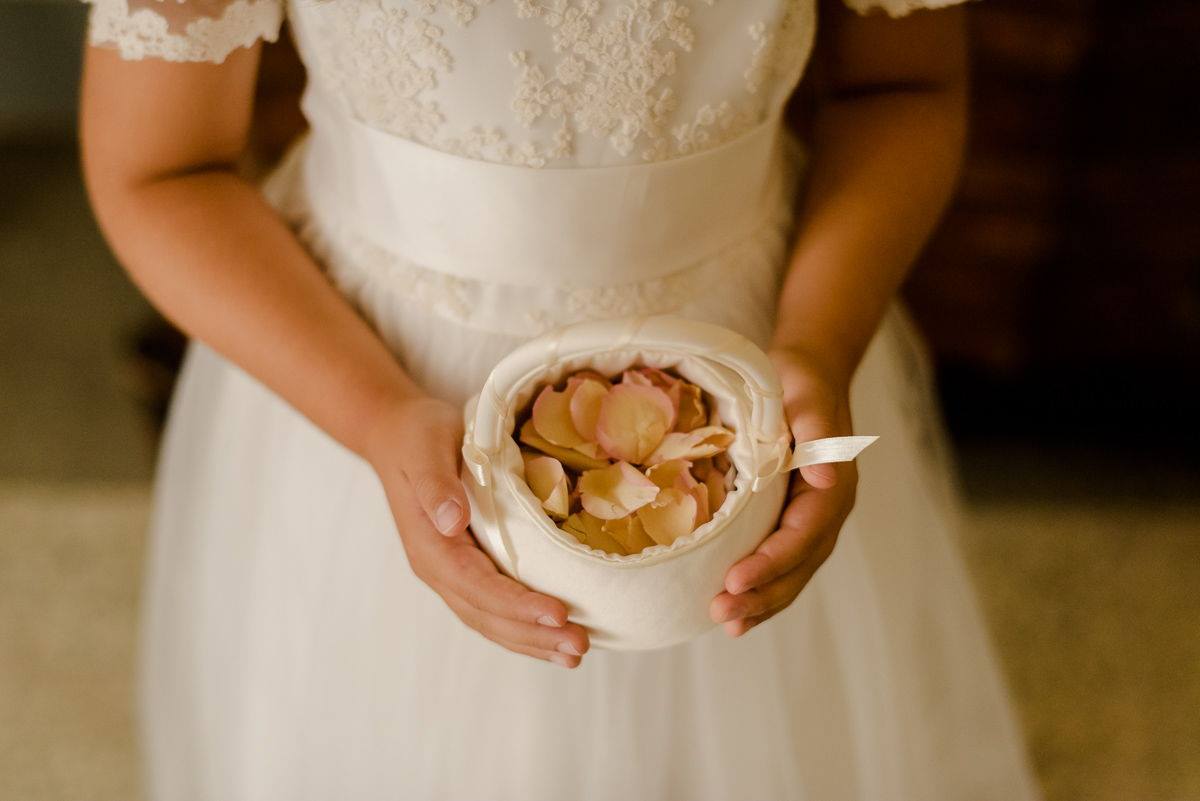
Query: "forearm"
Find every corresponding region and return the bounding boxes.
[89,168,421,459]
[771,80,966,385]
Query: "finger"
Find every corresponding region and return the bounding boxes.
[472,608,590,658]
[713,529,839,624]
[711,572,800,624]
[391,479,573,626]
[437,534,572,627]
[400,412,470,536]
[790,408,841,490]
[722,612,770,638]
[723,484,847,594]
[439,590,586,667]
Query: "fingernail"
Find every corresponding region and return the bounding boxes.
[537,615,562,628]
[557,641,582,656]
[434,500,461,535]
[550,653,574,668]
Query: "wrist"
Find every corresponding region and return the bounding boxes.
[356,381,429,469]
[766,340,854,398]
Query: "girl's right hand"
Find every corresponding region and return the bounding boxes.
[363,394,590,668]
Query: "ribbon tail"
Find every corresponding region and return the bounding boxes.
[787,435,879,471]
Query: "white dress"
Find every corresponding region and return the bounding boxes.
[86,1,1043,799]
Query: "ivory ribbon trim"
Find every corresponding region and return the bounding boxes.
[787,436,879,471]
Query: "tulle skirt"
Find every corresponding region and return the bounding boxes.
[137,139,1041,800]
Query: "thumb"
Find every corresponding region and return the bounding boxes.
[788,402,841,490]
[401,415,470,537]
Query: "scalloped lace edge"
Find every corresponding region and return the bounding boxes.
[85,0,283,64]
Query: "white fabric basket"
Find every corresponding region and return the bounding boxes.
[461,316,874,650]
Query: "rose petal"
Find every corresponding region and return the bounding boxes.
[595,383,675,463]
[562,511,628,555]
[570,440,608,460]
[690,457,714,482]
[623,368,684,428]
[578,461,661,520]
[523,454,571,520]
[636,488,698,546]
[645,459,698,491]
[572,369,613,388]
[690,481,711,528]
[519,420,609,471]
[704,469,727,514]
[625,366,677,390]
[568,378,608,442]
[646,425,735,465]
[674,382,707,432]
[602,514,656,553]
[532,384,586,447]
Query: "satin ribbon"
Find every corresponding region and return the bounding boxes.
[298,87,786,288]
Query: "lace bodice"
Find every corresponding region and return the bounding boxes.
[85,0,963,169]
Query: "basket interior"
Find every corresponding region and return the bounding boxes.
[497,345,771,566]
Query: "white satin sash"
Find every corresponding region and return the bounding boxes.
[299,87,788,288]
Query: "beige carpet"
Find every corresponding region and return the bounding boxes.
[1,483,1197,801]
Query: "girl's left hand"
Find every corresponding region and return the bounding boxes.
[710,347,858,637]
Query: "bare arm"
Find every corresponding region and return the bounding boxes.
[81,45,417,459]
[81,44,589,666]
[714,4,968,634]
[771,2,968,381]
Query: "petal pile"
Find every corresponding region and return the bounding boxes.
[515,365,739,555]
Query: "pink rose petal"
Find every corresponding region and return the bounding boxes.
[568,378,608,443]
[595,383,675,463]
[636,488,698,546]
[578,461,661,520]
[646,425,735,465]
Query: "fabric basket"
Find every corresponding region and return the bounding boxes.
[461,316,875,650]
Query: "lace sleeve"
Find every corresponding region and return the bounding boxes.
[85,0,284,64]
[841,0,970,18]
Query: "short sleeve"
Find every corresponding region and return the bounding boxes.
[84,0,284,64]
[841,0,970,18]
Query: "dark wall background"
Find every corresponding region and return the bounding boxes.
[905,0,1199,455]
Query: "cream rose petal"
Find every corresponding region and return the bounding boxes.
[578,461,661,520]
[674,382,707,432]
[568,378,608,442]
[572,369,613,388]
[531,384,587,448]
[523,454,571,520]
[519,420,609,471]
[563,511,628,555]
[637,488,699,546]
[645,459,698,491]
[603,514,657,553]
[646,425,735,465]
[690,481,711,528]
[595,383,675,463]
[704,469,727,513]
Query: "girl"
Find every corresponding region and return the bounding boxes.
[80,0,1041,798]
